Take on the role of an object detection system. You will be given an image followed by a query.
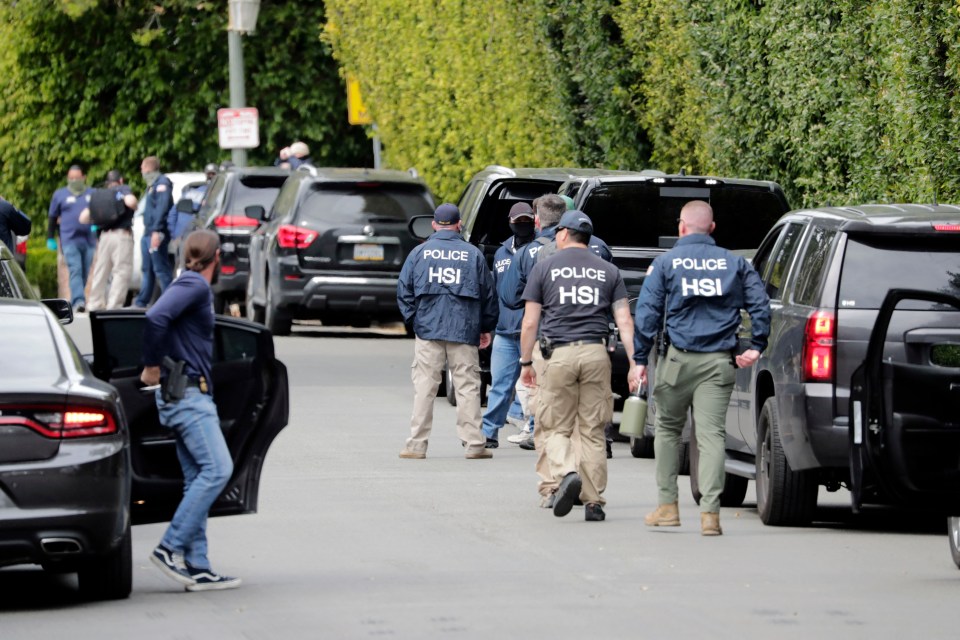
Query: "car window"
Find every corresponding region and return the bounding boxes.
[0,262,17,297]
[750,223,786,282]
[297,183,434,224]
[763,222,804,299]
[468,180,562,245]
[792,226,837,306]
[0,312,61,380]
[838,235,960,310]
[580,183,786,250]
[217,324,259,363]
[199,174,229,221]
[226,176,287,216]
[270,177,301,220]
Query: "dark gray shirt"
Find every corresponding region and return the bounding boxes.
[522,246,627,342]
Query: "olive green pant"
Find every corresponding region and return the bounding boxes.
[653,346,735,513]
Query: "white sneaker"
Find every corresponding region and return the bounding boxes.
[507,428,533,444]
[505,415,528,431]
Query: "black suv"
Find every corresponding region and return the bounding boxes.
[706,204,960,526]
[198,166,292,312]
[567,173,791,457]
[245,167,435,335]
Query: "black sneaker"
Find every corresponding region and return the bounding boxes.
[150,545,195,586]
[606,438,613,459]
[553,472,582,518]
[484,437,499,449]
[185,566,242,592]
[585,503,606,521]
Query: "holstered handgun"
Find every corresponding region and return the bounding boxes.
[606,321,619,353]
[538,335,554,360]
[161,356,187,403]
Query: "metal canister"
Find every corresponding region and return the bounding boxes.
[619,389,648,438]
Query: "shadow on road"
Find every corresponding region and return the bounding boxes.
[0,568,84,611]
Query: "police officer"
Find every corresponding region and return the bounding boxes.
[47,165,95,313]
[480,201,537,448]
[397,203,499,460]
[134,155,174,308]
[519,210,637,521]
[87,170,138,311]
[141,230,241,591]
[0,195,30,253]
[632,200,770,536]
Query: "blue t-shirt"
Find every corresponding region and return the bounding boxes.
[48,187,95,246]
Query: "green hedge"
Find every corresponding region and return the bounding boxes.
[0,0,370,232]
[24,237,58,299]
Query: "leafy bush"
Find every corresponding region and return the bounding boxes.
[25,237,58,299]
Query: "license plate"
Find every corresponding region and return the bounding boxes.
[353,243,384,261]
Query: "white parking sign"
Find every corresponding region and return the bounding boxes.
[217,107,260,149]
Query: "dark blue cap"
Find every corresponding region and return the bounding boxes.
[557,210,593,234]
[434,203,461,225]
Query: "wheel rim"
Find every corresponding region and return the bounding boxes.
[950,517,960,554]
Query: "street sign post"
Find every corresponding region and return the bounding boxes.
[217,107,260,149]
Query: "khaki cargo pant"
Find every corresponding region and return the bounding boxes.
[87,228,134,311]
[653,345,736,513]
[405,337,486,456]
[536,343,612,506]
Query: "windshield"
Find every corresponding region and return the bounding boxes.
[227,176,287,215]
[298,183,433,224]
[839,236,960,309]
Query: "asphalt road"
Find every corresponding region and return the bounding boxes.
[2,317,958,639]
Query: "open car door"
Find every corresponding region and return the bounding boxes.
[90,310,289,525]
[849,289,960,513]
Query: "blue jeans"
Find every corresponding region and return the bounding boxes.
[481,333,524,440]
[156,387,233,571]
[62,241,94,307]
[136,233,172,307]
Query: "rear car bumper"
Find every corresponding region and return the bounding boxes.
[0,439,129,567]
[779,383,848,470]
[278,273,402,318]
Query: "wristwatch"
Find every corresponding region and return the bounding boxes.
[518,359,533,366]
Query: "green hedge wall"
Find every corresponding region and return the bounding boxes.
[0,0,370,230]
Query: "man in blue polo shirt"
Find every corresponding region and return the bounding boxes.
[47,165,95,313]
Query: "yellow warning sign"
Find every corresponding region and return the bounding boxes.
[347,76,372,125]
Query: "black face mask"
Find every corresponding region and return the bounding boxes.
[510,221,535,242]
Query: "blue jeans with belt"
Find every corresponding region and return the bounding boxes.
[156,387,232,571]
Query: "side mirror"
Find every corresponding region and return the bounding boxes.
[245,205,266,221]
[408,215,434,240]
[42,298,73,325]
[176,197,194,214]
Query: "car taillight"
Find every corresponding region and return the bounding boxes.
[803,310,835,382]
[214,214,259,229]
[277,224,318,249]
[933,223,960,232]
[220,265,237,275]
[15,239,27,255]
[0,405,118,439]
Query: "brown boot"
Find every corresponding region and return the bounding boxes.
[644,503,680,527]
[701,512,722,536]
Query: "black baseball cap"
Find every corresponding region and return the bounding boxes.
[556,210,593,234]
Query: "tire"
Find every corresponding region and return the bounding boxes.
[949,517,960,570]
[678,441,691,476]
[77,525,132,601]
[755,397,818,526]
[264,282,292,336]
[689,449,748,507]
[630,434,655,458]
[445,365,457,406]
[245,279,264,324]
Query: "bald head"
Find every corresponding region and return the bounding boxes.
[679,200,715,236]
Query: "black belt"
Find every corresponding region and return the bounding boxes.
[673,345,734,355]
[553,338,606,348]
